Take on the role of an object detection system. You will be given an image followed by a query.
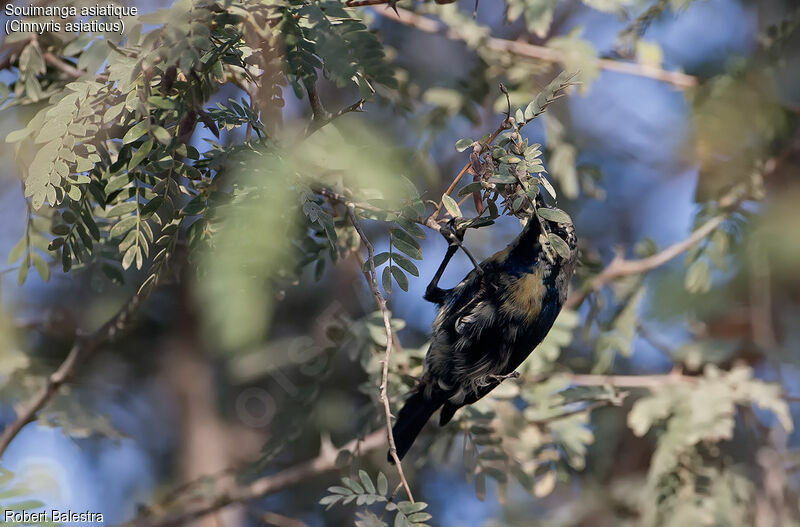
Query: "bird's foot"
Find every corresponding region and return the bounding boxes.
[489,371,520,383]
[439,219,465,247]
[441,219,484,276]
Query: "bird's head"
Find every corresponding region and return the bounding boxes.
[530,204,578,266]
[549,220,577,251]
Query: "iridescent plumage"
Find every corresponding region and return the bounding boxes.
[390,212,577,461]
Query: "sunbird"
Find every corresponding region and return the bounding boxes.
[390,209,577,461]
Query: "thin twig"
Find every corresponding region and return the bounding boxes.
[566,372,696,388]
[528,397,625,425]
[303,80,327,123]
[564,215,726,310]
[116,430,386,527]
[261,511,310,527]
[377,7,697,90]
[564,177,760,310]
[345,203,415,503]
[43,52,83,79]
[346,0,397,7]
[242,80,258,143]
[113,368,799,527]
[426,123,507,226]
[0,291,146,459]
[306,98,366,137]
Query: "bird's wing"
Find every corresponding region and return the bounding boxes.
[451,280,499,339]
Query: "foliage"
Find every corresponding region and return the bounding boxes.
[0,468,53,526]
[0,0,799,526]
[321,470,431,527]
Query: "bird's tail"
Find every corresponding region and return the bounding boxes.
[388,389,444,463]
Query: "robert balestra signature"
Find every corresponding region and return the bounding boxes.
[4,509,105,523]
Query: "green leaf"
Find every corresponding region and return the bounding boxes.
[362,252,390,272]
[377,472,388,496]
[105,173,133,194]
[148,96,176,109]
[455,138,474,152]
[67,185,82,201]
[51,224,69,236]
[319,495,342,507]
[103,102,126,123]
[123,121,149,144]
[128,138,153,170]
[397,218,425,239]
[8,237,26,264]
[110,216,138,238]
[441,194,461,218]
[122,245,137,270]
[152,126,172,145]
[359,470,376,494]
[534,469,556,497]
[391,266,408,291]
[30,252,49,282]
[5,499,45,511]
[17,259,29,285]
[101,263,124,284]
[382,266,392,294]
[61,243,72,272]
[327,485,353,495]
[341,477,365,494]
[548,232,572,260]
[48,237,65,251]
[392,238,422,260]
[392,253,419,277]
[537,207,572,224]
[106,202,138,217]
[392,228,421,251]
[6,127,33,143]
[685,260,711,294]
[140,196,164,218]
[397,501,427,515]
[457,182,484,197]
[540,176,557,199]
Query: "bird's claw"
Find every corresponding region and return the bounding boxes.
[440,219,465,247]
[490,371,520,383]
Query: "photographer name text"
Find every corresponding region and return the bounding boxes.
[4,509,104,523]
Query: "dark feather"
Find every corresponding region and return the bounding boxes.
[389,389,445,463]
[389,212,577,461]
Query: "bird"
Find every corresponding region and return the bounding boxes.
[389,208,577,462]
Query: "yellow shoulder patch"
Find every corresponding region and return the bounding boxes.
[500,267,546,321]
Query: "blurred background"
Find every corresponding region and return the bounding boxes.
[0,0,799,526]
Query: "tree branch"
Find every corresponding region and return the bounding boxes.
[345,203,415,503]
[378,7,697,90]
[260,512,310,527]
[306,98,366,137]
[426,116,508,226]
[116,430,386,527]
[566,372,696,388]
[346,0,399,8]
[564,214,726,310]
[43,52,83,79]
[564,167,768,310]
[0,290,147,459]
[303,80,327,123]
[114,367,797,527]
